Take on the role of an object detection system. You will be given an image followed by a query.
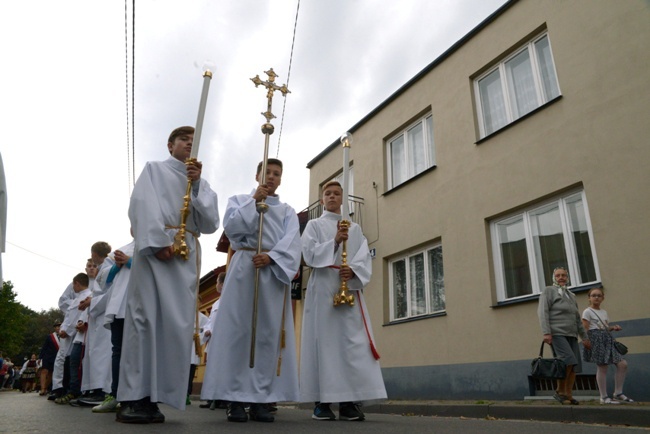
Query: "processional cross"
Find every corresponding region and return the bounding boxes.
[249,68,290,368]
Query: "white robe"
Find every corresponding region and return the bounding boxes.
[300,210,387,403]
[52,287,89,390]
[58,283,75,311]
[118,157,219,410]
[81,260,114,393]
[190,313,209,366]
[201,191,301,404]
[104,241,135,328]
[201,298,220,347]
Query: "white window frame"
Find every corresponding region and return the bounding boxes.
[474,32,561,138]
[389,243,445,321]
[490,190,601,302]
[386,113,435,189]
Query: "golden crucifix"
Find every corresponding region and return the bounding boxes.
[249,68,290,368]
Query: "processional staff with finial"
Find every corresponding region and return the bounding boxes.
[333,132,356,307]
[172,65,214,358]
[249,68,290,368]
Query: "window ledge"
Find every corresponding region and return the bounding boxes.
[491,282,601,308]
[384,165,437,196]
[384,311,447,326]
[476,95,563,145]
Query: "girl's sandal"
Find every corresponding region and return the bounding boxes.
[614,393,634,403]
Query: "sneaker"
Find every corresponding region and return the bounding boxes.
[78,392,106,405]
[249,403,274,422]
[339,402,365,421]
[614,393,634,403]
[48,389,63,401]
[93,395,118,413]
[55,393,77,405]
[312,403,336,421]
[600,397,620,405]
[227,402,248,422]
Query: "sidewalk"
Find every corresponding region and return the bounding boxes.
[293,398,650,428]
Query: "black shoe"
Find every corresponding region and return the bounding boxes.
[227,402,248,422]
[312,403,336,420]
[200,400,212,408]
[148,402,165,423]
[249,403,274,422]
[267,402,278,414]
[47,389,63,401]
[339,402,365,421]
[116,401,151,424]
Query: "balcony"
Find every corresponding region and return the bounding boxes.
[299,195,365,233]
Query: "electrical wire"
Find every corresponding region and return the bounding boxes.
[275,0,301,158]
[6,241,79,270]
[124,0,132,194]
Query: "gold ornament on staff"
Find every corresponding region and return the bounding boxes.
[249,68,290,368]
[334,132,355,307]
[173,65,214,261]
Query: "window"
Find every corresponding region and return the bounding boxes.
[475,33,560,138]
[491,191,600,301]
[386,114,435,189]
[390,244,445,321]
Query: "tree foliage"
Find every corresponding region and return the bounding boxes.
[0,281,27,359]
[0,281,64,362]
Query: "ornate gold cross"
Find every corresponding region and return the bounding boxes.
[251,68,290,133]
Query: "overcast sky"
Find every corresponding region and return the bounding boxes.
[0,0,507,312]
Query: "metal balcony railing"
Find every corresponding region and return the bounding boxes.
[299,195,364,233]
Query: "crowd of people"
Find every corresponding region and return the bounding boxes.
[1,125,387,425]
[4,125,634,425]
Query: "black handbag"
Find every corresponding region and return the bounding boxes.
[531,342,567,379]
[614,341,628,355]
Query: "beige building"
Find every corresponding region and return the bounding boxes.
[304,0,650,400]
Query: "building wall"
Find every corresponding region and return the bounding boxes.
[307,0,650,400]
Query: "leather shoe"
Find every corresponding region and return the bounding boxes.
[116,401,151,424]
[227,402,248,422]
[148,402,165,423]
[249,403,274,422]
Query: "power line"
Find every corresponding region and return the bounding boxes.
[275,0,301,158]
[124,0,136,195]
[6,241,79,270]
[131,0,135,187]
[124,0,132,194]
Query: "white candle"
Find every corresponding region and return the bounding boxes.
[340,132,352,219]
[191,69,213,159]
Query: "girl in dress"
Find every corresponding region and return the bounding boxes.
[582,287,634,404]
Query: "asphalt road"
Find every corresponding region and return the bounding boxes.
[1,391,645,433]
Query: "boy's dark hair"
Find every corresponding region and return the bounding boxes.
[91,242,111,258]
[168,126,195,144]
[256,158,283,175]
[73,273,89,287]
[217,272,226,284]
